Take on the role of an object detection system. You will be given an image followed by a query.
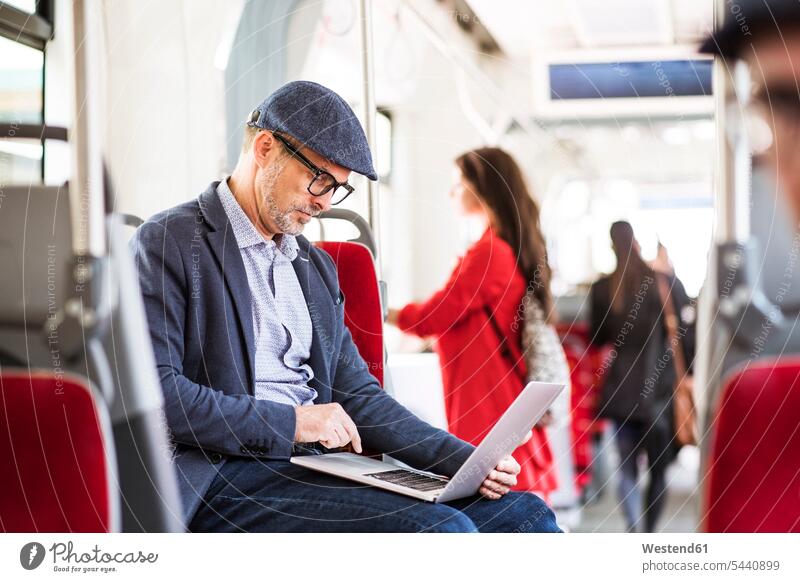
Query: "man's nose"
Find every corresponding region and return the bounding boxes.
[311,191,333,213]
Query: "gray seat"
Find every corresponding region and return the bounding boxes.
[0,184,183,532]
[0,185,73,367]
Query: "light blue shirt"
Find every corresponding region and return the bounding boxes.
[217,178,317,406]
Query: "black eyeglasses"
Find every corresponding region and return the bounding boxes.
[728,85,800,155]
[267,130,355,206]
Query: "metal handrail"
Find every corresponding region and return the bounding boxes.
[357,0,382,272]
[0,123,68,142]
[70,0,106,258]
[317,208,378,258]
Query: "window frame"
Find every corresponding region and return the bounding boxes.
[0,0,53,50]
[0,0,53,181]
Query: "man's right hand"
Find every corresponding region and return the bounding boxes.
[294,403,362,453]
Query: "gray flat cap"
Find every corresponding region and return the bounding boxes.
[248,80,377,181]
[699,0,800,59]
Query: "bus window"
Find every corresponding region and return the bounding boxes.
[0,35,44,182]
[541,121,715,297]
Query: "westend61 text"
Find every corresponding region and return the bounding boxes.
[642,543,708,554]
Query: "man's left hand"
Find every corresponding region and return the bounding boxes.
[479,455,520,500]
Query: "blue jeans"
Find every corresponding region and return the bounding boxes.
[614,421,670,533]
[188,457,562,533]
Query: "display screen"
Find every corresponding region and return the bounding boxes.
[549,60,712,100]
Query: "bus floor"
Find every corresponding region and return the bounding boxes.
[571,428,701,533]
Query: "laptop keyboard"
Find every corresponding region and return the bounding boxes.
[364,469,449,492]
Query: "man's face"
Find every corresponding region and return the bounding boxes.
[253,133,351,237]
[746,36,800,222]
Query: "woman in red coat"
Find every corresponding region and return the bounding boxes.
[387,147,558,498]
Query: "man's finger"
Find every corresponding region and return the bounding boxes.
[483,479,510,495]
[496,456,520,475]
[479,486,502,500]
[519,430,533,446]
[329,424,348,448]
[488,469,516,487]
[341,413,363,453]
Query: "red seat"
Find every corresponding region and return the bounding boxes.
[0,370,112,532]
[315,241,384,386]
[703,358,800,532]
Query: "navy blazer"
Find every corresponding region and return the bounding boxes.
[131,182,473,525]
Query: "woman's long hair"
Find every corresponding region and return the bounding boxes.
[609,221,654,314]
[455,147,553,320]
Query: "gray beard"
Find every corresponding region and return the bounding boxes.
[258,164,320,236]
[256,163,299,235]
[268,196,304,236]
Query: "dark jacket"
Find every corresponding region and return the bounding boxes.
[589,271,693,426]
[131,182,473,525]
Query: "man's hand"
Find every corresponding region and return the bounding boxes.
[479,455,520,500]
[479,431,529,500]
[294,403,362,453]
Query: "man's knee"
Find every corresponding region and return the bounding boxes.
[489,492,563,533]
[417,505,478,533]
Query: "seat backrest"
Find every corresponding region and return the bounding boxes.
[0,185,73,366]
[703,358,800,532]
[315,241,384,386]
[0,370,115,532]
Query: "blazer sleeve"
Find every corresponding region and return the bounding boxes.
[397,239,510,337]
[313,251,474,477]
[131,221,296,460]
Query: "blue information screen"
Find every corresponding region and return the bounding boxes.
[549,60,713,100]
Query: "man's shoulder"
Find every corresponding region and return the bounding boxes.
[304,237,334,268]
[144,198,205,231]
[138,183,220,242]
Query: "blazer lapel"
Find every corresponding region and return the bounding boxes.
[200,185,256,388]
[292,237,330,398]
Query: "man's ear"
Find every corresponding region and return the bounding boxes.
[252,131,276,168]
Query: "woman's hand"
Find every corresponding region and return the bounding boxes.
[386,308,401,326]
[535,409,554,428]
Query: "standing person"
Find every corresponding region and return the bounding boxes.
[132,81,561,533]
[387,147,561,499]
[589,221,692,532]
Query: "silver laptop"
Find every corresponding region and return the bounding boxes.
[290,381,564,503]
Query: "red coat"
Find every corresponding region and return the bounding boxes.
[398,228,558,495]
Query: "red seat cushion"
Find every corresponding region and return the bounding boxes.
[0,371,110,532]
[704,358,800,532]
[315,241,383,386]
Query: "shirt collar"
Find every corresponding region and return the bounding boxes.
[216,177,299,260]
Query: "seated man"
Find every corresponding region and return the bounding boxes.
[699,0,800,224]
[132,80,561,533]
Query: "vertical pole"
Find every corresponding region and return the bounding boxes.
[70,0,105,257]
[731,60,752,241]
[357,0,382,273]
[698,0,751,530]
[712,6,751,244]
